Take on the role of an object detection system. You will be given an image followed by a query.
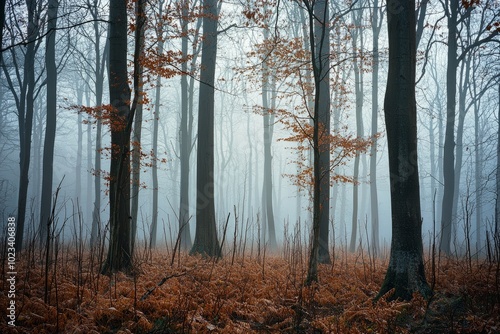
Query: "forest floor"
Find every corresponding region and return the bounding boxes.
[0,245,499,333]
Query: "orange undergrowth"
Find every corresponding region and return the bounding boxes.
[1,248,499,333]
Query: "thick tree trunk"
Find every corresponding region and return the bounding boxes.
[190,0,221,257]
[39,0,58,246]
[377,0,431,301]
[101,0,133,274]
[316,0,331,264]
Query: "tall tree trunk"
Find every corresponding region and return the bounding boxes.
[451,56,471,228]
[429,54,444,222]
[306,0,331,284]
[350,6,364,253]
[473,74,482,253]
[440,0,458,255]
[32,105,43,218]
[261,21,277,251]
[315,0,331,265]
[130,100,142,254]
[178,1,201,249]
[370,0,383,255]
[39,0,59,246]
[377,0,431,301]
[150,0,164,249]
[429,98,437,212]
[150,72,161,249]
[370,0,382,257]
[495,83,500,237]
[190,0,221,257]
[76,84,83,204]
[14,0,39,252]
[178,0,193,250]
[130,0,146,255]
[101,0,134,274]
[0,0,5,52]
[299,5,315,225]
[330,32,342,232]
[90,6,108,247]
[85,85,93,223]
[246,101,253,220]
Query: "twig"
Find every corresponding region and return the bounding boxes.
[140,270,191,301]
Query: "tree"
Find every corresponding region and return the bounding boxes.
[440,0,500,254]
[349,1,365,253]
[496,82,500,237]
[2,0,43,252]
[0,0,5,51]
[101,0,144,274]
[304,0,332,283]
[257,0,370,282]
[178,0,202,250]
[149,0,166,250]
[86,0,109,248]
[369,0,383,257]
[190,0,221,257]
[130,0,146,255]
[39,0,59,246]
[377,0,431,301]
[260,3,277,251]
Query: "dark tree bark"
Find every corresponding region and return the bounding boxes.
[39,0,59,246]
[439,0,458,255]
[0,0,5,52]
[315,0,331,265]
[190,0,221,257]
[377,0,431,301]
[305,0,331,284]
[101,0,134,274]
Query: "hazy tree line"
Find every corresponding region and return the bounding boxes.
[0,0,499,298]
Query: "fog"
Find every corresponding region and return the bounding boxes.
[0,0,499,257]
